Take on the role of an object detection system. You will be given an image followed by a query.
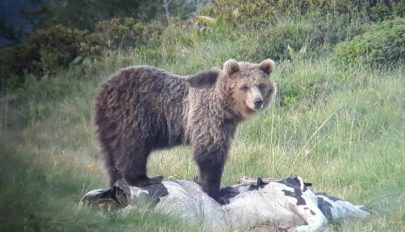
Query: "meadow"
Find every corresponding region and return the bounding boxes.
[0,4,404,231]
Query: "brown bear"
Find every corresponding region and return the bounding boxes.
[95,59,277,202]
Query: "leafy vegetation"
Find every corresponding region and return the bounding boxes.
[96,17,164,49]
[25,0,201,30]
[334,18,405,67]
[0,25,104,88]
[200,0,404,28]
[0,0,404,231]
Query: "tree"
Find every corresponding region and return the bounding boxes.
[0,18,23,44]
[0,0,208,46]
[33,0,148,30]
[163,0,172,24]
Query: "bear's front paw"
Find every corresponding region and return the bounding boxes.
[216,196,230,205]
[215,187,239,205]
[128,175,164,187]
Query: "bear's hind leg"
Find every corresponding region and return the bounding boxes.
[117,146,163,187]
[135,175,164,187]
[108,165,122,187]
[101,143,123,187]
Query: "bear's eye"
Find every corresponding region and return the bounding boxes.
[240,85,249,92]
[258,83,267,92]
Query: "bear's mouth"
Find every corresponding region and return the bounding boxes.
[245,102,262,113]
[240,102,261,119]
[245,105,259,114]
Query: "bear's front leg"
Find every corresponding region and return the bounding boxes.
[198,160,223,200]
[194,145,227,204]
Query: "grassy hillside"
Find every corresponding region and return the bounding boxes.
[1,11,404,232]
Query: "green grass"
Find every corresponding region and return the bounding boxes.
[0,30,404,231]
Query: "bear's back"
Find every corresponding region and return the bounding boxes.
[95,66,190,149]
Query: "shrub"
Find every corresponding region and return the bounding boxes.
[199,0,403,28]
[334,19,405,67]
[0,25,104,89]
[254,15,365,62]
[255,20,314,61]
[27,26,105,74]
[95,17,164,49]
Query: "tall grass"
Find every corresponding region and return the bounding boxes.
[0,26,404,231]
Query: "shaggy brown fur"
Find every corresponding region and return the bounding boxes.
[95,59,277,201]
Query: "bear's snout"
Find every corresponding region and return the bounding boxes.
[254,99,263,110]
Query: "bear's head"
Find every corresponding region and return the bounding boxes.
[187,59,277,120]
[222,59,277,120]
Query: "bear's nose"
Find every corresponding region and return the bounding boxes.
[254,99,263,109]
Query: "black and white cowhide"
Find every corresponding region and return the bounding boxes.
[80,176,369,231]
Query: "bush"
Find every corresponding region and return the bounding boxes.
[255,20,314,61]
[27,25,105,74]
[199,0,403,28]
[334,19,405,67]
[254,15,366,61]
[0,25,104,89]
[95,17,164,49]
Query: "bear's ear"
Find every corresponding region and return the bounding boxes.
[187,68,220,88]
[258,59,275,75]
[223,59,240,76]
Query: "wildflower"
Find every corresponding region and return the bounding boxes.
[87,163,95,171]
